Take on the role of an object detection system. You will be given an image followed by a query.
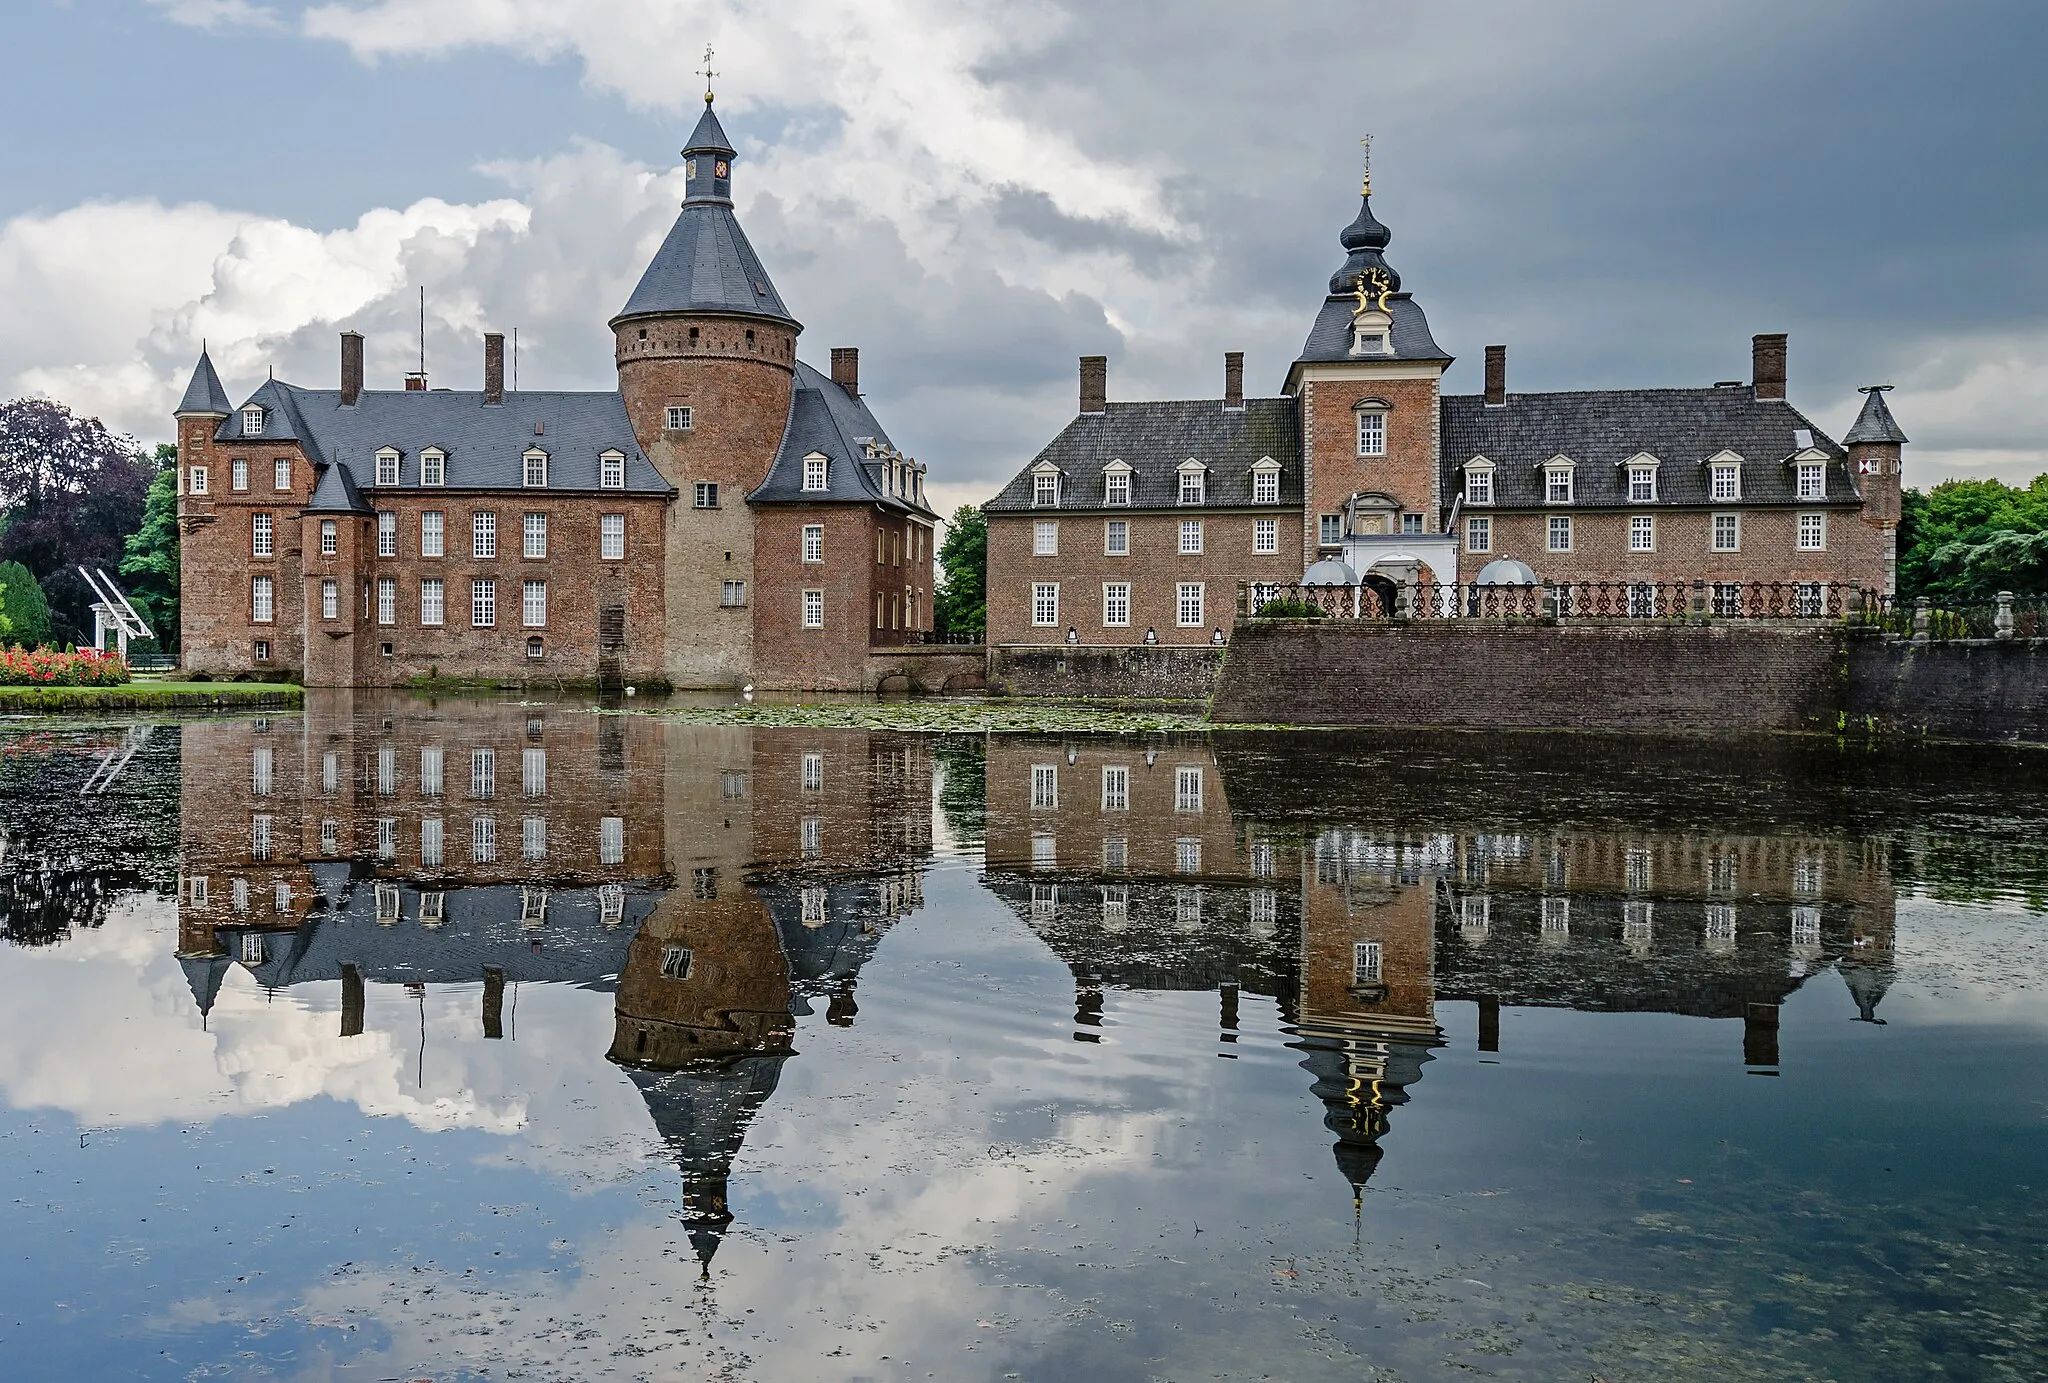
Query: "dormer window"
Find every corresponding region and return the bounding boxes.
[1463,460,1494,506]
[1355,404,1388,457]
[1349,310,1393,357]
[375,448,400,487]
[1709,455,1743,501]
[1033,470,1059,507]
[804,454,830,492]
[1102,462,1131,506]
[242,405,264,436]
[599,450,626,489]
[523,450,548,488]
[1178,464,1206,506]
[420,449,445,486]
[1796,462,1825,500]
[1627,461,1658,502]
[1544,459,1576,504]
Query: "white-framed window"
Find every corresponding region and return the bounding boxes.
[242,405,264,436]
[666,405,693,432]
[1179,469,1206,505]
[1796,462,1826,500]
[1711,462,1742,501]
[1542,896,1570,932]
[1356,411,1386,457]
[1033,471,1059,506]
[802,524,824,562]
[1628,465,1657,502]
[1104,519,1129,556]
[1179,519,1203,555]
[1175,765,1203,812]
[1630,515,1656,552]
[1401,513,1424,534]
[472,815,497,863]
[320,578,338,620]
[720,579,747,607]
[1100,764,1129,811]
[274,457,291,491]
[1712,512,1741,552]
[1030,763,1058,810]
[1547,515,1572,552]
[801,588,824,628]
[420,816,444,867]
[1251,889,1278,935]
[251,511,273,558]
[1174,884,1202,925]
[375,819,397,862]
[1253,470,1280,505]
[251,574,274,623]
[599,816,625,866]
[523,747,547,797]
[187,464,209,496]
[1034,520,1059,556]
[472,577,496,627]
[1792,905,1822,945]
[1796,581,1825,616]
[1353,941,1383,984]
[473,511,497,558]
[600,513,625,560]
[420,449,445,486]
[523,450,548,488]
[1319,514,1343,546]
[1032,582,1059,627]
[804,455,829,492]
[522,579,547,628]
[1793,855,1824,895]
[250,813,273,861]
[1104,470,1130,506]
[376,510,397,557]
[376,577,396,625]
[1711,581,1743,616]
[1176,582,1204,627]
[523,512,547,558]
[1797,512,1826,551]
[421,510,444,557]
[319,519,338,556]
[1464,465,1492,505]
[420,578,444,626]
[471,747,496,798]
[375,449,399,486]
[1625,846,1652,891]
[693,481,718,509]
[799,751,824,792]
[1176,839,1202,873]
[1465,515,1491,554]
[600,452,625,489]
[1545,465,1575,504]
[1254,517,1277,553]
[1102,582,1130,627]
[231,458,248,491]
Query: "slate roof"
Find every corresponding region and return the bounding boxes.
[1440,387,1859,509]
[750,360,936,516]
[176,350,232,416]
[983,397,1303,512]
[1294,295,1451,371]
[1843,388,1909,445]
[215,382,670,495]
[305,458,370,514]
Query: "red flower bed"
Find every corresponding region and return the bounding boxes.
[0,647,131,687]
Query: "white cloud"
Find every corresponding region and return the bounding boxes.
[146,0,284,30]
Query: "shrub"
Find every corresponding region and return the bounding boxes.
[0,647,131,687]
[1253,596,1329,620]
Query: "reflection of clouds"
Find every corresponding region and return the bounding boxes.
[1884,899,2048,1028]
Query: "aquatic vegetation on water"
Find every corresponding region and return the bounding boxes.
[644,697,1235,734]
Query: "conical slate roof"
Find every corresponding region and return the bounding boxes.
[176,350,233,417]
[1844,388,1909,445]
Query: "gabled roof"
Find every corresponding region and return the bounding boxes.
[305,460,370,514]
[984,397,1303,512]
[750,360,934,515]
[1441,388,1855,508]
[1843,388,1909,445]
[215,384,669,495]
[176,350,233,417]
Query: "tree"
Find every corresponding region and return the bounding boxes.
[1897,475,2048,601]
[933,504,986,638]
[0,398,154,644]
[119,443,181,652]
[0,560,51,648]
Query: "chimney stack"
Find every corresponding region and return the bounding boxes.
[1484,345,1506,407]
[483,332,505,406]
[340,332,364,407]
[830,346,859,398]
[1079,355,1107,415]
[1752,333,1787,401]
[1223,351,1244,410]
[404,372,427,392]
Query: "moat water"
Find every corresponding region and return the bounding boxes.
[0,696,2044,1381]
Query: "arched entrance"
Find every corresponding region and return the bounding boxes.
[1362,572,1400,618]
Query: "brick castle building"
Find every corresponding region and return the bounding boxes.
[173,95,938,691]
[985,155,1912,646]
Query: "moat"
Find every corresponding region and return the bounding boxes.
[0,696,2043,1381]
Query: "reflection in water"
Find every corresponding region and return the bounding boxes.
[0,700,2044,1379]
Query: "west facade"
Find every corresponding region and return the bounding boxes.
[175,98,937,691]
[986,167,1911,647]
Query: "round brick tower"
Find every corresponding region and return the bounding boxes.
[612,94,802,687]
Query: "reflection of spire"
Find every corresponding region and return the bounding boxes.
[1841,960,1893,1024]
[179,951,233,1027]
[1294,1027,1436,1209]
[627,1055,789,1278]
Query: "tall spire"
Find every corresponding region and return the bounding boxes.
[176,347,232,418]
[697,43,718,105]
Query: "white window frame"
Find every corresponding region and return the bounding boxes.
[720,580,747,608]
[1628,464,1657,502]
[251,574,274,623]
[231,458,248,491]
[1463,463,1493,506]
[1796,462,1826,501]
[1319,513,1343,546]
[1712,512,1741,552]
[1252,466,1281,504]
[522,450,549,488]
[522,578,547,628]
[802,524,824,563]
[1178,468,1206,506]
[1544,462,1575,505]
[1179,518,1203,555]
[243,405,264,436]
[801,588,824,628]
[1254,517,1277,554]
[420,578,444,627]
[320,519,338,557]
[600,513,625,561]
[803,454,830,493]
[183,463,207,498]
[1630,514,1656,552]
[693,481,718,509]
[377,510,397,557]
[375,449,400,486]
[1353,941,1383,984]
[1030,764,1058,810]
[1465,515,1491,554]
[1102,582,1130,628]
[1034,520,1059,557]
[376,577,396,625]
[1176,581,1204,628]
[421,510,444,558]
[1797,511,1826,551]
[1104,519,1129,556]
[1033,470,1060,507]
[665,405,693,432]
[420,449,445,487]
[1710,461,1743,501]
[1101,764,1129,811]
[251,511,273,558]
[274,457,291,492]
[1175,765,1204,812]
[1356,410,1386,458]
[1547,515,1572,552]
[473,511,497,559]
[1031,582,1060,628]
[523,511,547,559]
[600,451,625,489]
[472,577,496,628]
[1103,467,1130,507]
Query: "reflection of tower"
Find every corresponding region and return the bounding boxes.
[1294,1026,1436,1207]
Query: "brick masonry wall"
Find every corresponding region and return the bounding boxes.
[1302,369,1443,564]
[989,644,1225,700]
[176,426,314,675]
[1466,505,1887,588]
[1848,637,2048,741]
[987,511,1298,647]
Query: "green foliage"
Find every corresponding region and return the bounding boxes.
[0,560,51,648]
[933,504,987,638]
[118,445,181,651]
[1253,596,1328,620]
[931,735,987,846]
[0,397,153,644]
[1898,475,2048,601]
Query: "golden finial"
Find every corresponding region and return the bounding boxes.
[1360,134,1373,197]
[698,44,718,104]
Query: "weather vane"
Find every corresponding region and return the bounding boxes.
[1360,134,1373,197]
[698,44,718,104]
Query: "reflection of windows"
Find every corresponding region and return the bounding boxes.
[661,946,694,981]
[273,882,291,914]
[421,817,444,868]
[1176,837,1202,873]
[1353,941,1382,983]
[375,882,400,923]
[800,816,822,859]
[1541,896,1570,932]
[377,817,396,860]
[1252,842,1274,877]
[240,931,265,964]
[1545,846,1568,889]
[1791,905,1822,944]
[801,886,828,927]
[1031,883,1058,917]
[1031,763,1058,809]
[599,884,624,925]
[322,751,339,794]
[1460,895,1490,934]
[188,876,210,908]
[692,867,718,900]
[231,878,248,913]
[1100,885,1128,930]
[801,752,824,791]
[1101,765,1129,811]
[1792,856,1823,895]
[1708,853,1736,893]
[1624,900,1654,940]
[600,816,624,866]
[1705,904,1736,939]
[522,747,547,797]
[251,814,273,861]
[471,748,496,798]
[421,891,445,925]
[1625,847,1652,892]
[521,887,548,926]
[1251,889,1278,936]
[1175,766,1203,813]
[1032,833,1056,869]
[472,816,496,863]
[1101,837,1126,871]
[377,746,396,795]
[1174,886,1202,928]
[251,746,273,796]
[522,816,547,861]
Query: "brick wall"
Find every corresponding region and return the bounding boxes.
[1301,370,1443,563]
[1465,504,1887,588]
[177,429,313,675]
[989,644,1225,700]
[1848,637,2048,741]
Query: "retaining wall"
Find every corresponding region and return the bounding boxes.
[1847,637,2048,742]
[989,644,1226,701]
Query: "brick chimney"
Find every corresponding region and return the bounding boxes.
[483,332,505,406]
[1752,333,1788,401]
[340,332,364,407]
[1223,352,1244,410]
[1484,345,1506,407]
[1079,355,1107,415]
[404,372,427,392]
[830,346,859,398]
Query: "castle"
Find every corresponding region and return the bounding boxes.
[173,93,938,691]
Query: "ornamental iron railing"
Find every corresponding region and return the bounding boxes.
[1855,592,2048,641]
[1236,580,1870,622]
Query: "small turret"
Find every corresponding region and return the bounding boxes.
[1845,386,1908,590]
[176,348,232,419]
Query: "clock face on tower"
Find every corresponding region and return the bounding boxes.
[714,160,729,179]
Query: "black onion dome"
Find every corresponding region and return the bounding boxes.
[1326,196,1402,296]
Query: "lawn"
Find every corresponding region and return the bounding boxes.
[0,681,303,714]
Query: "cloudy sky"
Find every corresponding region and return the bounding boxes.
[3,0,2042,514]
